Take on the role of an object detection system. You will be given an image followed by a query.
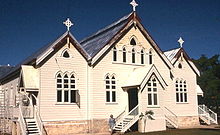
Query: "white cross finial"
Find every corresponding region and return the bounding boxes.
[63,18,73,31]
[178,37,184,48]
[130,0,138,12]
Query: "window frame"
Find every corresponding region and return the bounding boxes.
[147,76,159,107]
[132,48,136,63]
[122,47,127,63]
[176,80,188,103]
[105,75,117,103]
[141,49,144,64]
[56,73,78,104]
[113,47,117,62]
[149,50,153,64]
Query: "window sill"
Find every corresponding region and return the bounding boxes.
[147,105,160,108]
[55,103,77,105]
[112,61,145,66]
[176,102,189,104]
[105,102,118,105]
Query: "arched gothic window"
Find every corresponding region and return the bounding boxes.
[56,73,78,104]
[176,79,187,103]
[113,47,117,61]
[141,49,144,64]
[147,76,158,106]
[132,49,135,63]
[122,47,126,63]
[105,75,116,102]
[149,50,153,64]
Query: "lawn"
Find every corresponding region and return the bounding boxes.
[125,129,220,135]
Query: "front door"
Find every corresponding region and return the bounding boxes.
[128,88,138,111]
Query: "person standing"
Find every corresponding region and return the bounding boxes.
[108,114,115,135]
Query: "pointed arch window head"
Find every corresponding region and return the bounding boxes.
[178,63,182,69]
[147,76,158,106]
[122,47,127,63]
[141,49,144,64]
[105,74,116,103]
[130,38,137,45]
[132,48,136,63]
[149,50,153,64]
[113,47,117,61]
[63,50,70,58]
[56,72,79,104]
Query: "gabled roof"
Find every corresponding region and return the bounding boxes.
[80,12,173,69]
[0,65,14,79]
[0,32,89,83]
[80,13,132,58]
[122,64,168,91]
[164,48,181,62]
[20,65,39,90]
[164,47,200,76]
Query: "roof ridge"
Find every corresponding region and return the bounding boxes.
[80,12,133,44]
[164,47,181,53]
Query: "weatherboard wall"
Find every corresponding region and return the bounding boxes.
[39,42,89,121]
[89,26,172,120]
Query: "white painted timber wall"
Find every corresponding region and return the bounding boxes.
[90,27,171,119]
[39,42,89,121]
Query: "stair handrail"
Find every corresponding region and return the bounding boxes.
[164,107,178,128]
[121,105,139,132]
[115,106,127,123]
[32,94,43,135]
[21,93,33,118]
[18,103,27,135]
[127,104,139,116]
[198,104,218,124]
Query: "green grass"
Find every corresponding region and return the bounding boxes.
[125,129,220,135]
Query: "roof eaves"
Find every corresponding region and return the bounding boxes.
[135,20,174,69]
[68,32,91,60]
[90,19,133,66]
[36,31,69,65]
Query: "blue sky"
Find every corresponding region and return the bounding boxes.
[0,0,219,66]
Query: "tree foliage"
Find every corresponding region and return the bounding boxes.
[193,54,220,115]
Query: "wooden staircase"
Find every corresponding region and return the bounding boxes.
[26,118,40,135]
[113,105,139,133]
[164,107,178,129]
[198,105,218,125]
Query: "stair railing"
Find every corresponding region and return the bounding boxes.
[164,107,178,128]
[18,103,27,135]
[121,105,139,132]
[21,94,33,118]
[32,94,43,135]
[115,106,127,123]
[198,104,218,124]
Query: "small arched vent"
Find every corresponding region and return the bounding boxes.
[63,51,70,58]
[178,63,182,69]
[130,38,136,45]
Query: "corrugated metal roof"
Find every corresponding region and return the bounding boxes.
[80,13,132,58]
[0,66,14,79]
[0,32,69,81]
[164,48,181,61]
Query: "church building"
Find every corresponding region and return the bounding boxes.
[0,0,217,135]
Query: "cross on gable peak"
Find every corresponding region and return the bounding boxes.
[130,0,138,12]
[178,37,184,48]
[63,18,73,32]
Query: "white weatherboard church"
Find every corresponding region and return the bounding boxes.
[0,0,218,135]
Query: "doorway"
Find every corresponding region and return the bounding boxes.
[127,88,139,131]
[127,88,138,112]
